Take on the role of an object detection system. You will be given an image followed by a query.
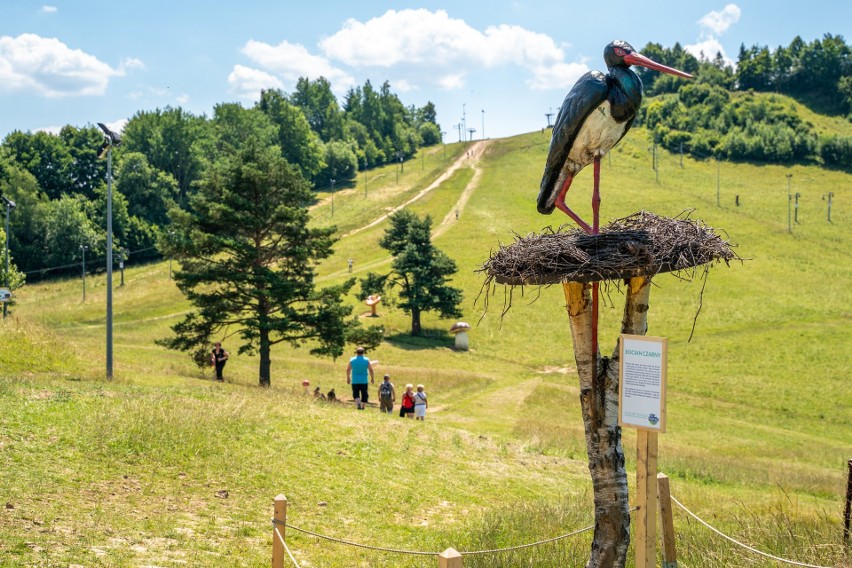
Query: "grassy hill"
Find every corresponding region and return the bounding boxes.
[1,119,850,567]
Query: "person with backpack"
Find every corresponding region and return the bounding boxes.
[378,374,396,413]
[399,384,415,418]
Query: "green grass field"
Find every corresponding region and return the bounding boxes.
[1,110,851,566]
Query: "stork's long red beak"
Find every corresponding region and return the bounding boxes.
[624,52,693,79]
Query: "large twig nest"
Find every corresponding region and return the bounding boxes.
[480,211,738,286]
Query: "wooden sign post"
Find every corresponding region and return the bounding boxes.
[619,334,668,568]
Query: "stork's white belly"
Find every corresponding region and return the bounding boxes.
[567,101,626,169]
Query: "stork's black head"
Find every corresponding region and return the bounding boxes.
[604,40,636,69]
[603,40,693,79]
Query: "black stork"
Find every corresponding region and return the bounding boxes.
[538,40,692,234]
[538,41,691,385]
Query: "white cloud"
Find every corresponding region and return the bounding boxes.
[438,74,465,90]
[119,57,145,72]
[318,9,570,91]
[391,79,416,92]
[685,38,734,67]
[0,33,123,97]
[526,61,589,91]
[239,39,354,92]
[698,4,741,36]
[227,64,284,100]
[176,93,190,105]
[39,5,57,14]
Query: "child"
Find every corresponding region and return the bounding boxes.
[399,384,415,418]
[413,384,428,421]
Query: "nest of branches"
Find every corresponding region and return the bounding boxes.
[480,211,738,286]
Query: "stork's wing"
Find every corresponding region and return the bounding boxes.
[538,70,609,213]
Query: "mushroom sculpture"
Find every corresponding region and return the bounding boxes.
[301,379,310,395]
[449,321,471,351]
[365,294,382,317]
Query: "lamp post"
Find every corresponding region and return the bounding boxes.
[441,131,447,159]
[80,244,88,302]
[119,248,128,287]
[786,174,793,234]
[98,122,121,380]
[824,192,834,222]
[330,178,335,217]
[794,192,801,224]
[481,109,485,140]
[2,195,15,319]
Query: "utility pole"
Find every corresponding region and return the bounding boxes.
[80,244,88,302]
[119,248,127,287]
[330,178,335,217]
[481,109,485,140]
[462,103,466,143]
[716,158,721,207]
[545,108,554,128]
[468,128,476,142]
[823,192,834,222]
[98,122,121,380]
[794,192,801,224]
[2,194,14,319]
[786,174,793,233]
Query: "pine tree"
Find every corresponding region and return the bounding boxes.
[362,210,462,336]
[158,139,354,386]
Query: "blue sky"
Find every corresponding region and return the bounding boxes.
[1,1,849,141]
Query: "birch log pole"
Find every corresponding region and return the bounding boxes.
[563,276,652,568]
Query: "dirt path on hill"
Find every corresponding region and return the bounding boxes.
[343,140,490,238]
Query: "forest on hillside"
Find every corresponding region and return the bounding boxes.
[0,79,440,282]
[633,33,852,166]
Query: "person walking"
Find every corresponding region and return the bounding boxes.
[211,342,229,381]
[378,374,396,413]
[399,384,415,418]
[413,384,428,421]
[346,346,374,410]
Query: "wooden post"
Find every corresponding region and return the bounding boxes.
[657,473,678,567]
[635,430,659,568]
[272,494,287,568]
[844,458,851,545]
[438,547,463,568]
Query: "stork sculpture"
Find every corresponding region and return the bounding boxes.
[538,40,692,233]
[538,40,692,425]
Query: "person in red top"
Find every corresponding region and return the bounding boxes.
[399,384,415,418]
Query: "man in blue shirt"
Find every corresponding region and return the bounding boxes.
[346,346,374,410]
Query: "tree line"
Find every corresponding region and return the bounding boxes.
[0,78,441,282]
[632,34,851,168]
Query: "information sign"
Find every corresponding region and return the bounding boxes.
[618,334,667,432]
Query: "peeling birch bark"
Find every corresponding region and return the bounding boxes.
[563,276,651,568]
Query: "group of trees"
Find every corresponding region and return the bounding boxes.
[0,78,442,283]
[632,34,852,168]
[0,77,461,385]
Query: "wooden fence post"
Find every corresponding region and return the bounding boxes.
[272,494,288,568]
[438,547,463,568]
[844,459,851,545]
[657,473,678,567]
[635,429,659,568]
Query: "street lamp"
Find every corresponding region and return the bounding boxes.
[80,244,88,302]
[823,192,834,223]
[786,174,793,234]
[330,178,336,217]
[794,192,801,224]
[2,195,15,319]
[481,109,485,140]
[98,122,121,380]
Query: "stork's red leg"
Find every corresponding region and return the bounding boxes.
[554,173,593,234]
[591,157,601,399]
[592,157,601,235]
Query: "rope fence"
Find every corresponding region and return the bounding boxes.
[669,495,833,568]
[271,478,845,568]
[273,525,301,568]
